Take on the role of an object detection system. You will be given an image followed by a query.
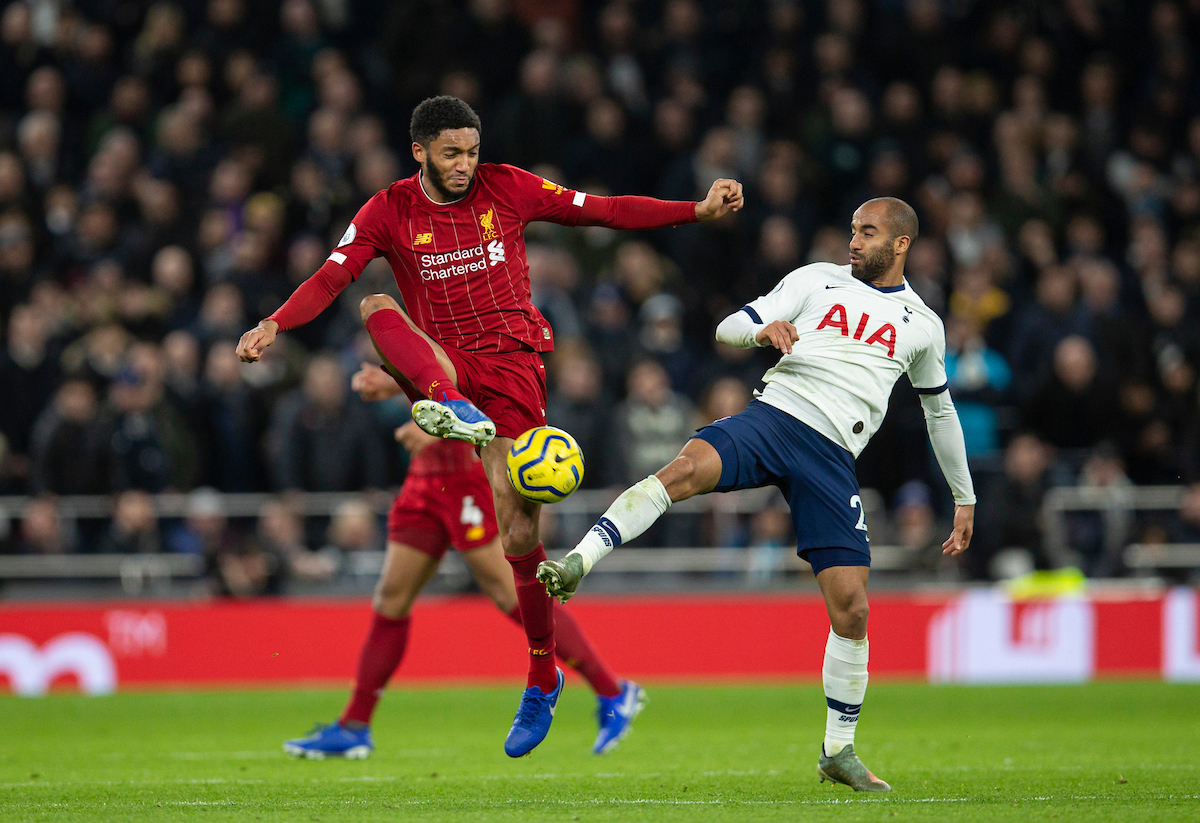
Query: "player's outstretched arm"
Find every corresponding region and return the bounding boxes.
[236,261,354,362]
[917,390,977,556]
[573,178,743,231]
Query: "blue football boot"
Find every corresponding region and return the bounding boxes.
[504,668,564,757]
[411,393,496,446]
[593,680,647,754]
[283,722,373,760]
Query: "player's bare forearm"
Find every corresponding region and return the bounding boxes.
[942,504,974,556]
[235,319,278,362]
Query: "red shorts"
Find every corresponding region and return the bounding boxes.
[443,346,547,441]
[387,461,499,557]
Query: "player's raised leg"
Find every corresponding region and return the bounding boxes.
[283,541,440,759]
[814,564,890,792]
[359,294,495,446]
[462,538,645,754]
[538,438,723,602]
[480,437,564,756]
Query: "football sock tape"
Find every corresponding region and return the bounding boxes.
[569,476,672,573]
[823,629,869,756]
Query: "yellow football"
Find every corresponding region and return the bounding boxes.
[506,426,584,504]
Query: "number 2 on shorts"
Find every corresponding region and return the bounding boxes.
[849,494,869,541]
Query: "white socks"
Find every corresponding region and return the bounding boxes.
[822,629,869,756]
[566,476,673,573]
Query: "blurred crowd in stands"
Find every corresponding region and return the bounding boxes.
[3,0,1200,587]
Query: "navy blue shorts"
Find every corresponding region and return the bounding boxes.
[694,400,870,573]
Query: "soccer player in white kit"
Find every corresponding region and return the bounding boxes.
[538,197,976,791]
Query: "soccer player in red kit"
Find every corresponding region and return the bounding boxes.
[283,366,645,759]
[237,96,743,756]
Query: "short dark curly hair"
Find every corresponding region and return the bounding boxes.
[409,96,482,145]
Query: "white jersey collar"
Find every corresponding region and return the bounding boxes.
[418,170,470,206]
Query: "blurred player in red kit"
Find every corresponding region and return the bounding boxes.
[237,95,743,755]
[282,365,644,759]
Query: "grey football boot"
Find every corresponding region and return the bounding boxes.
[536,554,585,603]
[410,396,496,447]
[817,744,892,792]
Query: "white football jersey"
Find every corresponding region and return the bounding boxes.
[741,262,947,457]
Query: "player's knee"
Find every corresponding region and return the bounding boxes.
[359,293,399,323]
[661,456,702,500]
[372,579,412,618]
[501,516,539,555]
[832,596,869,637]
[848,599,869,629]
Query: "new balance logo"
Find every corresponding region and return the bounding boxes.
[414,232,433,245]
[488,240,506,264]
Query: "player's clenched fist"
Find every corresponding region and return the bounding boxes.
[235,319,279,362]
[695,178,745,221]
[755,320,799,354]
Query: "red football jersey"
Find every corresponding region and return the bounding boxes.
[327,164,589,354]
[406,436,481,477]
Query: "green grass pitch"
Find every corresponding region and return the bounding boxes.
[2,681,1198,821]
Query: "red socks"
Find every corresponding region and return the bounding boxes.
[363,308,466,403]
[505,604,620,698]
[340,613,410,725]
[340,547,619,724]
[551,603,622,697]
[505,543,558,693]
